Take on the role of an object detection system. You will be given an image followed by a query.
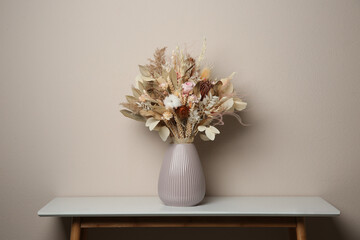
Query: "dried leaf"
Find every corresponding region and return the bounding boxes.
[153,113,162,120]
[198,126,206,132]
[153,105,166,114]
[159,126,170,141]
[139,65,151,77]
[213,81,223,94]
[219,78,234,96]
[141,75,155,82]
[205,128,215,140]
[193,82,201,97]
[156,99,165,106]
[142,81,151,90]
[162,69,168,79]
[156,77,166,85]
[132,85,141,98]
[169,68,178,89]
[234,98,247,111]
[199,118,212,126]
[135,75,143,88]
[139,109,156,117]
[120,102,139,113]
[209,126,220,134]
[199,125,220,141]
[221,98,234,112]
[138,81,145,93]
[145,117,160,131]
[152,126,161,131]
[120,109,144,122]
[200,133,210,141]
[126,95,138,103]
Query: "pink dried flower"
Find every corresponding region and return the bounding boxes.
[182,81,195,94]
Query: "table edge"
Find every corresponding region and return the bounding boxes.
[37,196,341,217]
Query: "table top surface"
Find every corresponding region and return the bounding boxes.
[38,196,340,217]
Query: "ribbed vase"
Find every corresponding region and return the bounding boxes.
[158,143,206,207]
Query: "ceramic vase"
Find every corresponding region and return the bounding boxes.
[158,142,206,206]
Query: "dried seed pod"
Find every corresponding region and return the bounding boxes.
[199,80,213,100]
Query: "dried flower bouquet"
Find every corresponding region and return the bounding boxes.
[120,41,247,143]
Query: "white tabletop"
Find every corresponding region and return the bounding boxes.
[38,196,340,217]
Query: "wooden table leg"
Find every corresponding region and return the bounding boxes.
[70,217,81,240]
[296,217,306,240]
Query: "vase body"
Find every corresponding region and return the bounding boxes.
[158,143,206,207]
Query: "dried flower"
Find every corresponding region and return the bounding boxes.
[163,94,181,109]
[176,105,190,120]
[200,67,211,80]
[188,109,200,123]
[173,90,181,98]
[199,80,213,100]
[159,82,168,90]
[188,94,198,103]
[120,40,247,142]
[182,81,195,94]
[162,111,173,120]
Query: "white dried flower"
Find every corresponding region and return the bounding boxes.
[189,109,200,123]
[163,94,181,109]
[162,111,173,120]
[207,96,219,109]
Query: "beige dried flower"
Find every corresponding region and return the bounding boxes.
[160,82,168,90]
[162,111,173,120]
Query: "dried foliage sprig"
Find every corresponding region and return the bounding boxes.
[120,40,247,142]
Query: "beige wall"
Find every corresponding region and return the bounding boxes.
[1,0,360,239]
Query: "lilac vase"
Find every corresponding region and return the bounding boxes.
[158,143,206,206]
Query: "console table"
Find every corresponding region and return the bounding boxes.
[38,196,340,240]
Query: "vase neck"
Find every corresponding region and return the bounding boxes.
[172,137,194,144]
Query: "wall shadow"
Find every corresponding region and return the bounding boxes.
[306,217,346,240]
[59,218,71,238]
